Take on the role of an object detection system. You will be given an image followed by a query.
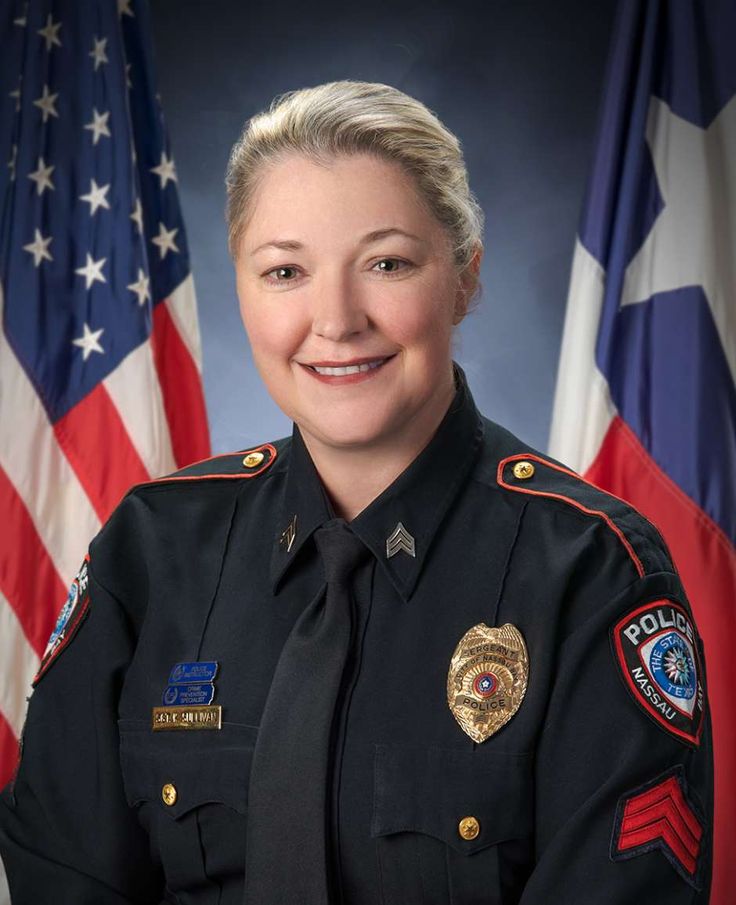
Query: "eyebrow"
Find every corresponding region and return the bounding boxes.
[248,227,425,256]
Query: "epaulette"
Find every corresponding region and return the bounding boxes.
[497,452,674,579]
[135,442,280,489]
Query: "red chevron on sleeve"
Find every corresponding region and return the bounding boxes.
[610,766,705,889]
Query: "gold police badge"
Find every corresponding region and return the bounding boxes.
[447,623,529,743]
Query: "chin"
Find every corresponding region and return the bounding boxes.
[301,415,397,451]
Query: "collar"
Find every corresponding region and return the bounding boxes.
[269,362,485,600]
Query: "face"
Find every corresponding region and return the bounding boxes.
[235,152,477,456]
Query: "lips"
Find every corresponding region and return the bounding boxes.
[310,360,385,376]
[298,354,396,382]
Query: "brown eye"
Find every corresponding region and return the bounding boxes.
[269,266,298,281]
[373,258,409,275]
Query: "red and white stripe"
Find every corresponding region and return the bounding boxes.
[0,272,210,789]
[549,238,736,902]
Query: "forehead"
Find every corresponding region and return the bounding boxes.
[243,152,443,249]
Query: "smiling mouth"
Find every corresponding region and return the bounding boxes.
[304,356,394,376]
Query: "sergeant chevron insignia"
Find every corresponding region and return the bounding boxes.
[447,622,529,743]
[385,521,415,558]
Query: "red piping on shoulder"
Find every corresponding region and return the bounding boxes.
[136,443,278,486]
[497,453,645,578]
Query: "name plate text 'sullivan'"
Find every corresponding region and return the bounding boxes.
[151,704,222,731]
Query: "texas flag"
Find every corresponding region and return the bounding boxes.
[549,2,735,900]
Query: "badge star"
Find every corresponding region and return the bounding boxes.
[33,84,59,123]
[150,151,177,189]
[74,253,107,289]
[83,107,111,145]
[621,94,736,379]
[79,179,111,215]
[37,13,61,51]
[130,197,143,233]
[151,221,179,259]
[23,229,53,266]
[28,156,55,195]
[89,36,109,70]
[127,268,151,306]
[72,323,104,361]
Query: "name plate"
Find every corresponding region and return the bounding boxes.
[152,704,222,731]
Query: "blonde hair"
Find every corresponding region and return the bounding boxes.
[225,79,484,301]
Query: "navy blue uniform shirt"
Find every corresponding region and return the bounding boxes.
[0,364,713,903]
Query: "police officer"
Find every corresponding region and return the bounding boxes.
[0,80,712,904]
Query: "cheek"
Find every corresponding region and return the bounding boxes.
[378,287,455,349]
[240,300,304,364]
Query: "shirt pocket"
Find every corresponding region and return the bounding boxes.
[371,742,533,905]
[119,721,258,903]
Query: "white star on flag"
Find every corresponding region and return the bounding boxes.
[150,151,177,189]
[33,85,59,123]
[127,268,151,306]
[621,94,736,382]
[72,323,105,361]
[89,36,109,71]
[8,144,18,182]
[28,157,55,195]
[79,179,111,215]
[9,78,21,113]
[151,221,179,259]
[74,253,107,289]
[83,108,111,145]
[22,229,53,266]
[130,197,144,233]
[37,13,62,51]
[118,0,134,17]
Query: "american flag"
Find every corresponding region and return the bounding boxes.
[549,1,735,901]
[0,0,210,789]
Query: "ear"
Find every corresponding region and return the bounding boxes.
[453,244,483,325]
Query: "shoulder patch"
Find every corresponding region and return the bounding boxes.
[497,452,675,578]
[611,598,705,747]
[137,442,278,487]
[33,556,92,686]
[610,765,706,889]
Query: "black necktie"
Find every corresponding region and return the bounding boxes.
[243,518,369,905]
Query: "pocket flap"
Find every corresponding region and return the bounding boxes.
[119,722,258,819]
[371,743,532,855]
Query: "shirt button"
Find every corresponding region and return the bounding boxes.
[458,815,480,840]
[161,783,178,806]
[512,460,535,480]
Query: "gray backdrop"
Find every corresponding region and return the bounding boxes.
[149,0,617,454]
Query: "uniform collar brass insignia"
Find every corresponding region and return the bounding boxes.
[385,521,415,558]
[279,514,297,553]
[447,623,529,743]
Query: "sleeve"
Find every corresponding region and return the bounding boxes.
[0,513,164,903]
[519,568,713,904]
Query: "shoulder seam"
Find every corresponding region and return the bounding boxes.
[124,442,281,497]
[497,452,646,578]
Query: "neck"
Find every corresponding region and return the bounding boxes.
[299,371,457,522]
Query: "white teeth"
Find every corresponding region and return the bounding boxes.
[312,359,386,376]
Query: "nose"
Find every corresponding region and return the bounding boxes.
[311,272,368,342]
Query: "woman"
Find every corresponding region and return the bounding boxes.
[0,80,712,904]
